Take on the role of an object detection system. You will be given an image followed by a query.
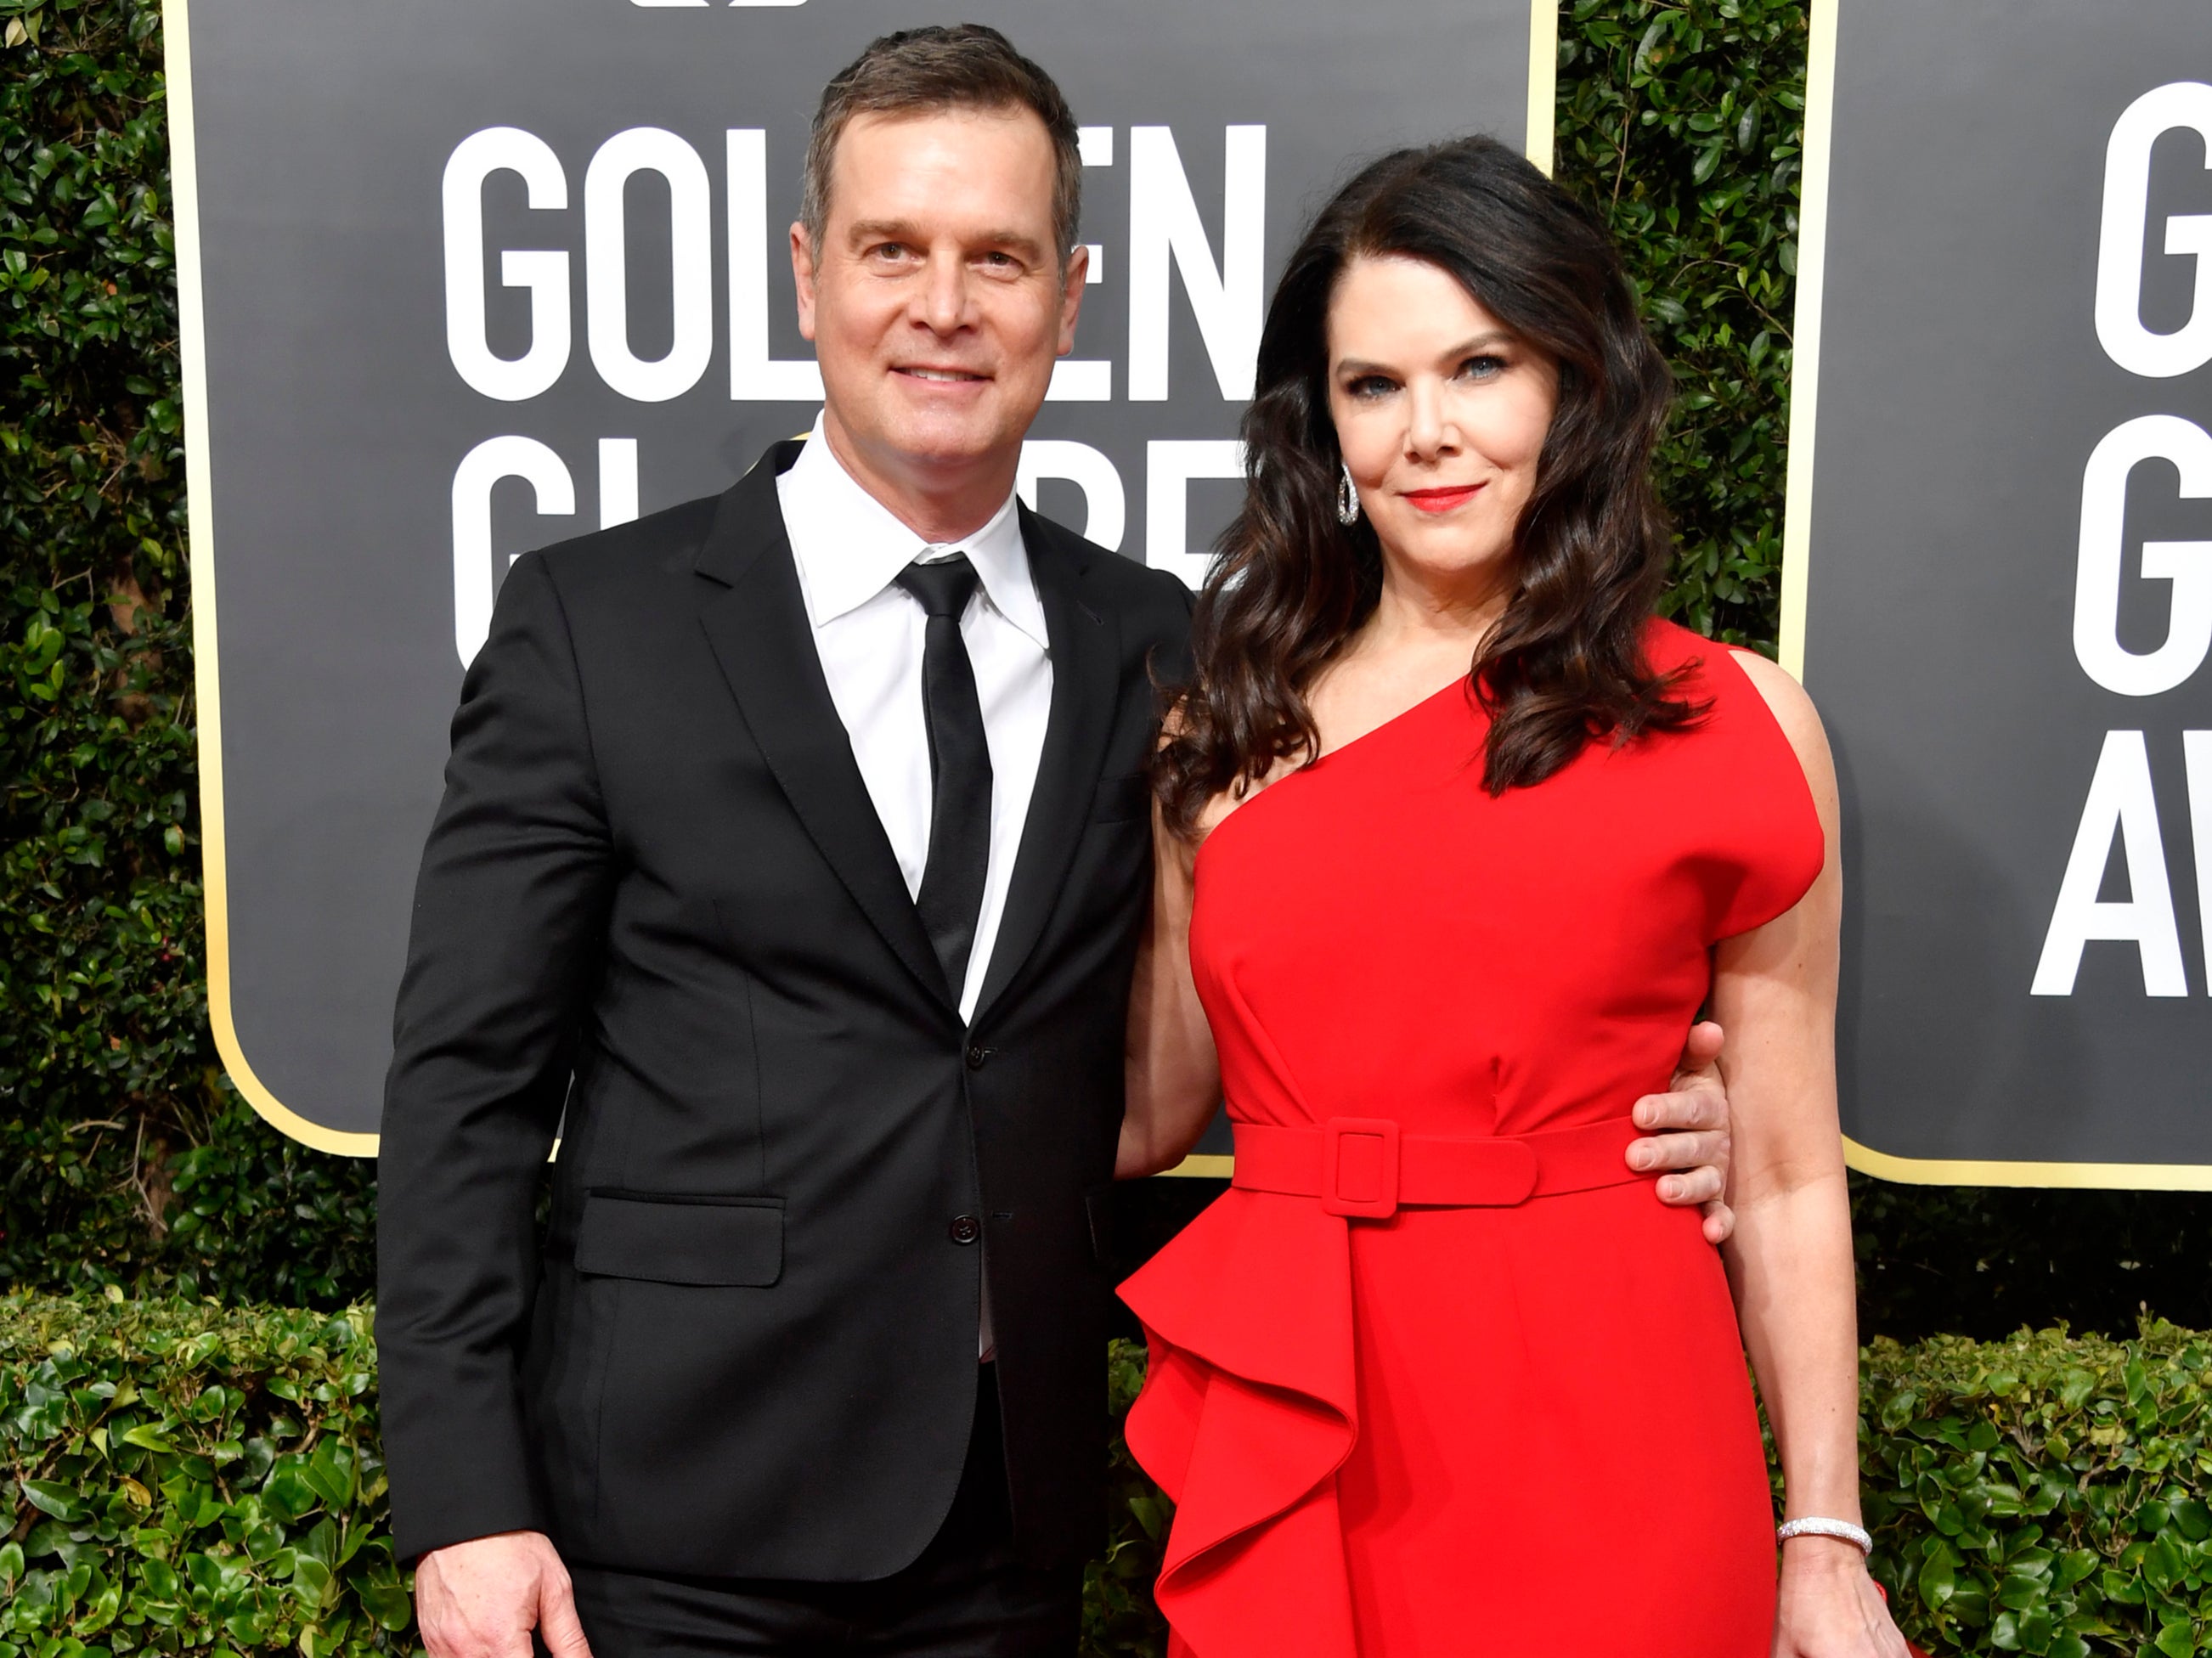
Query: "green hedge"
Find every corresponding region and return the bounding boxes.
[1555,0,1804,649]
[0,0,381,1308]
[8,1302,2212,1658]
[1855,1328,2212,1658]
[0,1296,405,1658]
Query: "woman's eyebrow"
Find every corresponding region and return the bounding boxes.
[1446,330,1517,356]
[1333,331,1518,378]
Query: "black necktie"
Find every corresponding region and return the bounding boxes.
[896,555,994,1004]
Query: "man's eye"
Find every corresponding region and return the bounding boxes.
[980,251,1019,270]
[868,244,911,262]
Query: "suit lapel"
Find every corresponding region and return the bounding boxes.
[694,443,954,1015]
[971,506,1122,1028]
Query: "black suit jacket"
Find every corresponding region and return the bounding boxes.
[376,440,1192,1578]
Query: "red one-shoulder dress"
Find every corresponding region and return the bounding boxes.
[1120,621,1827,1657]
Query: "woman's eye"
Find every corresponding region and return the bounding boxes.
[1459,354,1506,381]
[1347,375,1396,400]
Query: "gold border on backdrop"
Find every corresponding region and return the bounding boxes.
[1161,3,1558,1178]
[1525,0,1559,178]
[169,3,1557,1165]
[168,0,380,1156]
[1777,0,2212,1192]
[1775,0,1834,691]
[1164,1154,1236,1180]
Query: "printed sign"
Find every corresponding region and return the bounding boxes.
[170,0,1551,1150]
[1786,0,2212,1184]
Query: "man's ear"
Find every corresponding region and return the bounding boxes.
[791,222,819,343]
[1056,242,1089,358]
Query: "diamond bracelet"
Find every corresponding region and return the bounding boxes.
[1776,1517,1873,1555]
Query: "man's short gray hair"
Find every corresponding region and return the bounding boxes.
[800,24,1082,269]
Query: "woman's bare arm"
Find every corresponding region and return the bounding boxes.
[1118,797,1222,1177]
[1713,651,1904,1651]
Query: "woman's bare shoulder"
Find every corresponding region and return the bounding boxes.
[1724,649,1837,810]
[1724,649,1821,743]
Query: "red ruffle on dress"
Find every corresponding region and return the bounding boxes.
[1120,620,1826,1657]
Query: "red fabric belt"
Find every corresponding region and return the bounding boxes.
[1230,1114,1646,1220]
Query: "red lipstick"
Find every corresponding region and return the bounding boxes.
[1402,483,1484,513]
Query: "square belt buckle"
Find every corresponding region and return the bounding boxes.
[1320,1117,1401,1220]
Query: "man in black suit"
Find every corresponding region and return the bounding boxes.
[377,24,1740,1658]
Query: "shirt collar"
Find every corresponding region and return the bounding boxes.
[779,414,1048,651]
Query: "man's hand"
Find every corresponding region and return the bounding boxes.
[1628,1019,1735,1245]
[415,1531,592,1658]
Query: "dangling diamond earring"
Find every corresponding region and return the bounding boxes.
[1336,462,1360,527]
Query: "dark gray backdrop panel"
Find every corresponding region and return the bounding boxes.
[179,0,1538,1144]
[1803,0,2212,1175]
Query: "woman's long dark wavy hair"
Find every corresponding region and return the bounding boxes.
[1155,134,1703,832]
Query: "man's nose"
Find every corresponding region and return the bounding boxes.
[915,255,973,336]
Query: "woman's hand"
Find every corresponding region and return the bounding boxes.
[1773,1538,1915,1657]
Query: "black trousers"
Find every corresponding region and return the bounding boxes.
[564,1369,1082,1657]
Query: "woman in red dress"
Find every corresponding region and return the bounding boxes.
[1116,137,1911,1656]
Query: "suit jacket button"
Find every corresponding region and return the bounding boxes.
[966,1044,990,1071]
[949,1215,982,1245]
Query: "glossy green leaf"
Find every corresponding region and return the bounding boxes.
[355,1582,413,1633]
[19,1480,89,1521]
[303,1441,354,1509]
[1917,1551,1955,1607]
[263,1466,317,1524]
[117,1420,175,1452]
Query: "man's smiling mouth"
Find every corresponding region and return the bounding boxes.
[896,366,989,382]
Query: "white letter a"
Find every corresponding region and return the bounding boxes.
[2032,730,2188,996]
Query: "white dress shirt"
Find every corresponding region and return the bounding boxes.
[778,419,1052,1362]
[777,417,1053,1025]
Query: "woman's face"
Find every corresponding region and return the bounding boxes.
[1325,254,1560,598]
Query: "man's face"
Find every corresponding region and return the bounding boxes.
[793,106,1086,506]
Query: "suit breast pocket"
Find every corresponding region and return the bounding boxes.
[574,1189,784,1287]
[1089,770,1153,825]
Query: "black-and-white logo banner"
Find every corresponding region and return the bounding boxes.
[1789,0,2212,1185]
[171,0,1548,1149]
